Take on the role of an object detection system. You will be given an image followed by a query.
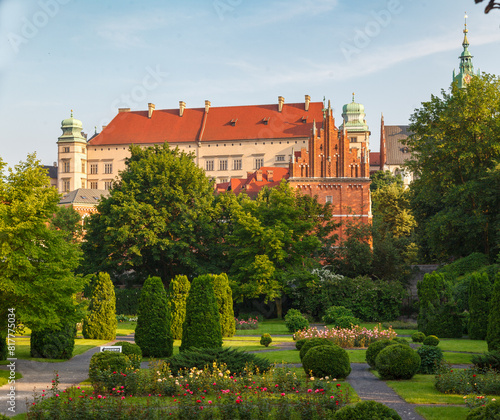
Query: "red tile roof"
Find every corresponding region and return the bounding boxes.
[370,152,380,166]
[89,102,325,146]
[216,167,290,198]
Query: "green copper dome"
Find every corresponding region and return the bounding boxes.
[58,110,87,143]
[340,93,369,132]
[61,110,83,128]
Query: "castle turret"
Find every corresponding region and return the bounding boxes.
[453,13,480,88]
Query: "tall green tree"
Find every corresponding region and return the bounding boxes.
[81,143,220,283]
[0,154,85,346]
[468,272,491,340]
[370,170,403,192]
[225,181,338,317]
[405,73,500,260]
[487,273,500,351]
[50,205,83,242]
[212,273,236,337]
[168,274,191,340]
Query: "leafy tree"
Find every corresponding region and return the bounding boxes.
[212,273,236,337]
[225,181,338,317]
[468,272,491,340]
[370,170,403,192]
[487,273,500,351]
[82,272,117,340]
[135,276,173,357]
[180,274,222,352]
[168,274,190,340]
[0,154,85,352]
[81,143,219,283]
[405,73,500,260]
[50,205,83,242]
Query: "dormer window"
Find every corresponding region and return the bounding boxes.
[262,117,270,125]
[230,119,238,126]
[301,116,307,123]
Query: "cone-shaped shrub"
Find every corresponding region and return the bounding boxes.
[180,274,222,352]
[82,272,117,340]
[468,272,491,340]
[168,275,191,340]
[135,276,173,357]
[487,273,500,352]
[212,273,236,337]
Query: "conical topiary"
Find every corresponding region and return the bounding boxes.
[82,272,117,340]
[468,272,491,340]
[168,274,190,340]
[135,276,173,358]
[487,273,500,352]
[180,274,222,352]
[212,273,236,337]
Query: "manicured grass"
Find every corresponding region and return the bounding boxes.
[116,321,137,336]
[347,349,367,363]
[0,369,22,386]
[259,350,301,364]
[437,339,487,353]
[235,319,291,336]
[415,405,469,420]
[443,352,475,365]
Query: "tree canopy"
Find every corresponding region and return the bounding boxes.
[0,154,85,333]
[81,143,219,283]
[405,73,500,261]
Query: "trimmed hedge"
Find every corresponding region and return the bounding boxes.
[284,309,309,333]
[135,276,173,358]
[468,272,491,340]
[167,347,271,375]
[437,253,489,279]
[82,272,117,340]
[295,338,307,351]
[366,339,397,369]
[302,345,351,379]
[180,274,222,352]
[89,351,132,383]
[30,322,76,359]
[168,275,190,340]
[322,306,354,325]
[334,400,401,420]
[467,400,500,420]
[411,332,426,343]
[212,273,236,338]
[471,350,500,372]
[260,334,272,347]
[375,344,421,380]
[417,345,443,374]
[487,273,500,352]
[299,338,334,361]
[423,335,439,346]
[112,341,142,369]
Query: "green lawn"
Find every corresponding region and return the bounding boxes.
[437,339,487,353]
[347,349,367,363]
[116,321,137,335]
[0,369,22,386]
[235,319,291,336]
[415,406,469,420]
[443,352,475,365]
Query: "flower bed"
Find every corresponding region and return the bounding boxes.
[435,363,500,395]
[234,317,259,330]
[293,325,397,348]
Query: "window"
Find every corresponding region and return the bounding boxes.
[275,155,285,162]
[104,163,113,174]
[326,196,333,204]
[81,160,86,174]
[206,160,214,171]
[254,158,264,169]
[62,160,70,173]
[233,159,242,170]
[81,179,86,188]
[219,159,228,171]
[219,178,228,183]
[89,181,98,189]
[62,179,70,192]
[63,146,70,153]
[350,137,357,143]
[90,163,98,174]
[104,181,113,190]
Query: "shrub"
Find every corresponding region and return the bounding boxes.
[0,333,7,361]
[435,365,500,395]
[260,333,272,347]
[471,351,500,372]
[423,335,440,346]
[285,314,309,333]
[366,339,397,369]
[180,274,222,352]
[391,337,410,346]
[135,276,173,358]
[468,272,491,340]
[30,322,76,359]
[112,341,142,369]
[167,274,190,340]
[322,306,354,325]
[89,351,132,383]
[114,288,141,315]
[467,400,500,419]
[411,331,426,343]
[334,400,401,420]
[417,345,443,374]
[302,345,351,379]
[438,253,489,279]
[300,337,334,360]
[375,344,421,379]
[212,273,236,337]
[167,347,271,375]
[295,338,307,351]
[487,273,500,352]
[82,272,117,340]
[234,317,258,330]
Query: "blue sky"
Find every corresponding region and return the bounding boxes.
[0,0,499,169]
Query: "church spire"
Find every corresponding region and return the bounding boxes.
[453,13,477,88]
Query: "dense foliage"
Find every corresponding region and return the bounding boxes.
[112,341,142,369]
[82,272,117,340]
[468,272,491,340]
[487,273,500,351]
[365,339,398,369]
[411,332,426,343]
[302,345,351,379]
[422,335,439,346]
[30,322,76,359]
[472,350,500,372]
[334,400,401,420]
[284,309,309,333]
[260,333,272,347]
[114,288,141,315]
[467,400,500,420]
[180,274,222,352]
[417,345,443,374]
[212,273,236,337]
[88,351,132,384]
[375,344,421,380]
[168,274,190,340]
[135,276,173,358]
[299,338,335,360]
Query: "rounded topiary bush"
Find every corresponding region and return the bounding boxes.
[302,344,351,379]
[391,337,410,346]
[375,344,421,380]
[333,400,401,420]
[260,333,272,347]
[180,274,222,352]
[417,345,443,374]
[411,331,426,343]
[467,400,500,420]
[135,276,173,358]
[285,314,309,333]
[89,351,132,382]
[295,338,307,351]
[366,339,397,369]
[30,322,76,359]
[322,306,354,325]
[299,337,334,360]
[112,341,142,369]
[423,335,440,346]
[168,274,190,340]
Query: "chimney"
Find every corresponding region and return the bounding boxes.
[118,108,130,113]
[256,170,263,182]
[267,170,274,182]
[179,101,186,117]
[53,162,57,167]
[205,100,211,113]
[102,125,107,130]
[247,171,254,178]
[305,94,310,111]
[148,103,155,119]
[278,96,284,112]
